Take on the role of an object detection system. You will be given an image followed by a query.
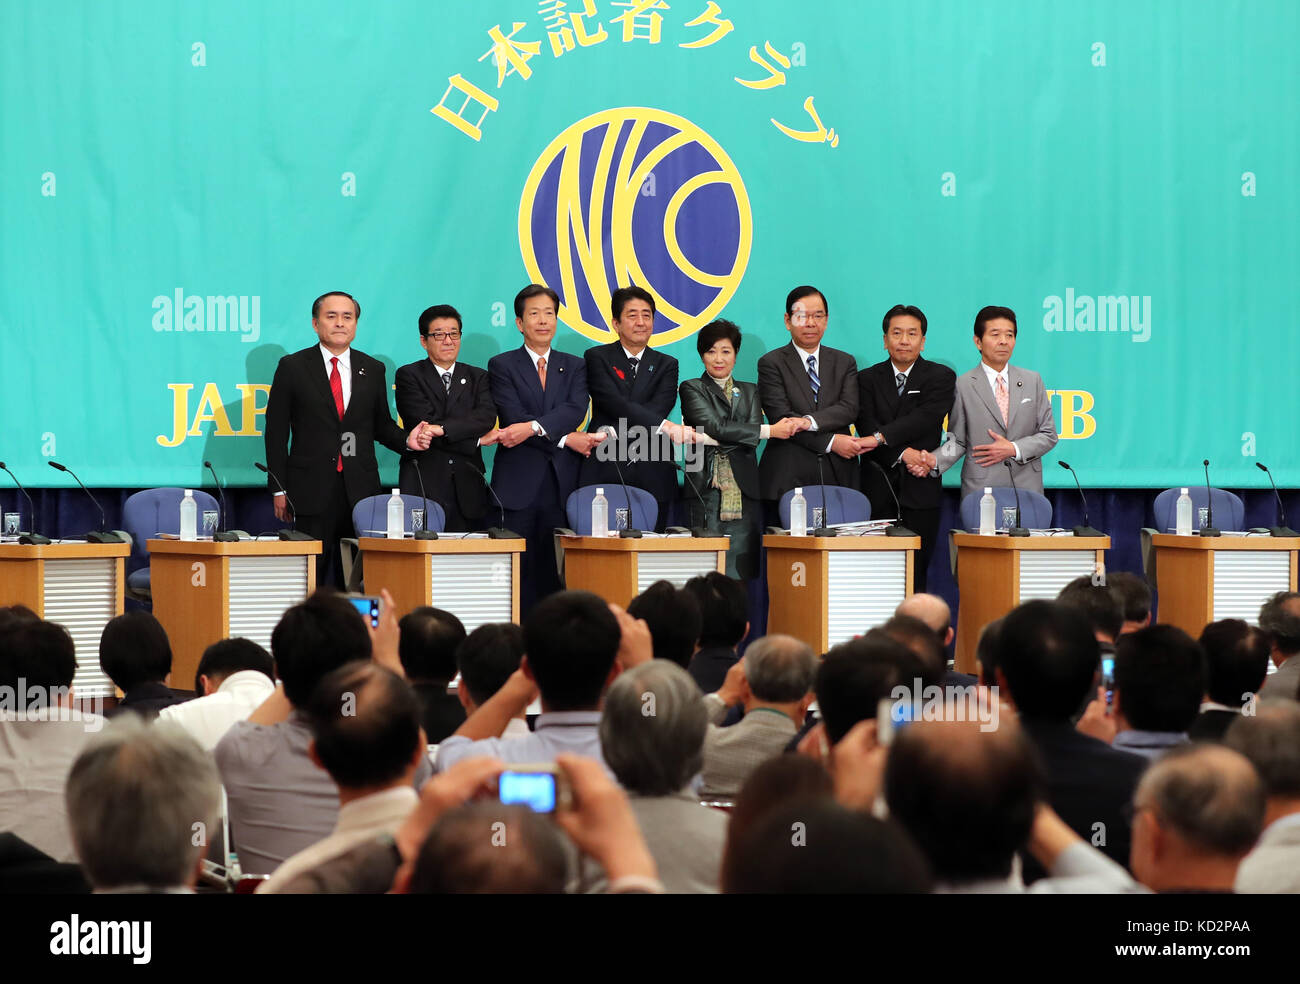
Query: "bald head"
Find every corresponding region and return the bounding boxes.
[407,802,567,893]
[896,594,951,638]
[884,718,1042,883]
[1131,744,1264,891]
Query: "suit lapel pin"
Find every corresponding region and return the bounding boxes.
[647,364,655,373]
[357,367,366,377]
[460,377,466,385]
[558,365,564,373]
[1016,380,1022,387]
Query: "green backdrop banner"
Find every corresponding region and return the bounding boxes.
[3,0,1296,489]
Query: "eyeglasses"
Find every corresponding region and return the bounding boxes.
[424,331,462,341]
[790,312,827,325]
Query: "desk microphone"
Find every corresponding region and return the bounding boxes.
[1256,462,1296,537]
[253,463,314,541]
[0,462,50,544]
[467,464,519,539]
[597,425,642,538]
[1199,459,1221,537]
[1057,461,1103,538]
[203,461,243,541]
[869,460,917,537]
[48,461,127,543]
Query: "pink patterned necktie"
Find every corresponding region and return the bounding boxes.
[995,374,1009,428]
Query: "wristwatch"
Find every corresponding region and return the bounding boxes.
[873,431,886,445]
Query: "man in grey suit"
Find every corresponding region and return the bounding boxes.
[1258,591,1300,700]
[1225,702,1300,893]
[935,306,1058,498]
[757,286,862,504]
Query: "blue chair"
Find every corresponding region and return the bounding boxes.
[565,484,658,534]
[343,493,447,592]
[122,487,222,602]
[1151,487,1244,534]
[958,487,1052,531]
[777,486,871,528]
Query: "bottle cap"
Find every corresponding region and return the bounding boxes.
[392,488,400,495]
[184,489,192,496]
[795,487,803,495]
[596,488,604,495]
[984,487,992,494]
[1181,487,1189,495]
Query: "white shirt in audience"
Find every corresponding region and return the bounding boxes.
[157,670,276,750]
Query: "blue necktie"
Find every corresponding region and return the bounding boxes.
[806,354,820,399]
[896,371,906,396]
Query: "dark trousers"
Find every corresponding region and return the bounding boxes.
[690,488,760,581]
[505,471,566,614]
[901,505,940,593]
[295,471,352,590]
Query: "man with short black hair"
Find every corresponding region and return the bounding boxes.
[882,610,974,690]
[937,306,1058,498]
[815,631,932,744]
[395,304,500,532]
[435,590,622,774]
[582,285,691,526]
[1101,625,1205,760]
[682,571,749,693]
[98,611,187,719]
[1258,590,1300,700]
[157,637,275,750]
[398,606,467,743]
[757,286,862,505]
[1191,620,1270,741]
[1225,702,1300,892]
[1130,744,1265,892]
[995,600,1146,873]
[0,617,102,863]
[259,662,426,893]
[1056,575,1124,649]
[857,304,956,590]
[66,716,220,893]
[264,291,435,587]
[627,580,701,668]
[456,623,528,740]
[1106,572,1152,634]
[699,634,816,799]
[215,589,429,875]
[489,284,601,610]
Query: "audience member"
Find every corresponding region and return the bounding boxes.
[1191,620,1270,742]
[65,716,220,892]
[407,802,568,893]
[456,623,528,740]
[1079,625,1204,760]
[723,797,931,893]
[1224,702,1300,892]
[98,611,187,718]
[259,662,426,892]
[1257,590,1300,700]
[681,572,749,693]
[994,600,1146,874]
[1056,575,1124,651]
[882,611,974,690]
[398,606,467,743]
[975,616,1003,688]
[699,635,816,798]
[157,637,275,750]
[814,631,932,744]
[627,580,701,669]
[1129,744,1265,893]
[883,718,1141,892]
[436,591,634,774]
[1107,572,1152,634]
[215,589,424,875]
[0,617,101,862]
[595,660,727,892]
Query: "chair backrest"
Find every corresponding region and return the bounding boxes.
[565,484,658,534]
[777,486,872,528]
[351,493,447,536]
[958,487,1053,531]
[1152,487,1245,533]
[122,487,221,568]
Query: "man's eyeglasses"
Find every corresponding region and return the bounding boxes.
[424,330,462,341]
[790,312,827,325]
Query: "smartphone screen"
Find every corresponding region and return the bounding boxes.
[347,595,381,628]
[1101,655,1115,707]
[498,771,558,813]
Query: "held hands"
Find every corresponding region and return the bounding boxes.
[769,416,812,440]
[405,421,437,451]
[901,447,937,477]
[973,429,1016,467]
[478,426,501,447]
[662,421,701,445]
[496,421,538,448]
[565,430,608,457]
[831,433,866,459]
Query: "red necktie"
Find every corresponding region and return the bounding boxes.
[330,357,344,472]
[537,356,547,390]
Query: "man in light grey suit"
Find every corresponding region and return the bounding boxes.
[1258,591,1300,701]
[1225,701,1300,893]
[934,306,1058,497]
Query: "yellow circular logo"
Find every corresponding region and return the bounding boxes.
[518,107,752,346]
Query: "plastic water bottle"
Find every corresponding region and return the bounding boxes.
[386,488,404,539]
[979,487,996,535]
[790,487,808,536]
[179,489,197,541]
[1175,487,1193,535]
[592,488,609,537]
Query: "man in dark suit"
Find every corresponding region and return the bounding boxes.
[757,286,862,510]
[395,304,499,532]
[581,285,688,529]
[488,284,603,611]
[265,291,434,587]
[857,305,956,590]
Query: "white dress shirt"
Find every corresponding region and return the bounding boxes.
[792,343,835,452]
[319,343,352,411]
[157,670,277,751]
[979,361,1023,462]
